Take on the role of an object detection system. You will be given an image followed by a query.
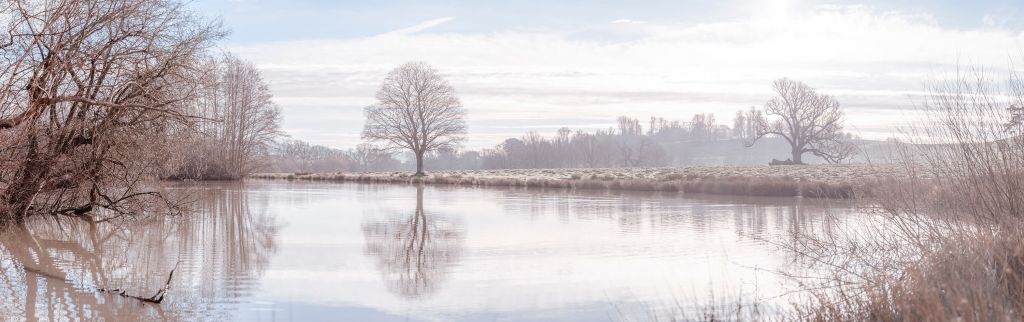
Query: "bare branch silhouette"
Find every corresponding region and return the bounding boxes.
[362,62,467,176]
[746,78,855,164]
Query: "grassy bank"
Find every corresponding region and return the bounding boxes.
[249,165,896,199]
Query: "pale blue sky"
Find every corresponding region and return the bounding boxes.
[196,0,1023,42]
[190,0,1024,149]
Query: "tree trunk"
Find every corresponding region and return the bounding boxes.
[414,151,425,176]
[791,148,803,165]
[2,140,47,225]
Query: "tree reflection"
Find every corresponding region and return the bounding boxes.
[0,182,279,321]
[362,186,465,299]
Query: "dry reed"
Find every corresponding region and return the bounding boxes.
[783,67,1024,321]
[250,171,861,199]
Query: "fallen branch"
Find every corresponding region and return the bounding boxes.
[20,259,181,304]
[98,260,181,304]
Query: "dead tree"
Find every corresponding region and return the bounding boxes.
[362,62,466,176]
[747,78,855,164]
[0,0,224,225]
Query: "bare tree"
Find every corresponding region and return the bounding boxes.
[348,143,398,172]
[267,139,354,173]
[690,113,716,141]
[573,130,600,168]
[215,55,281,178]
[173,53,280,178]
[362,62,467,176]
[744,106,764,141]
[521,131,548,168]
[174,54,281,179]
[617,116,642,136]
[555,127,572,167]
[732,110,747,139]
[747,78,854,164]
[0,0,223,225]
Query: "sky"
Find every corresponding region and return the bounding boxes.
[191,0,1024,150]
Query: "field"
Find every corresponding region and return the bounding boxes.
[250,164,904,199]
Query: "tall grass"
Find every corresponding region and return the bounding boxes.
[787,68,1024,321]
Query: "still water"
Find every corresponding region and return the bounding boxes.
[0,181,862,321]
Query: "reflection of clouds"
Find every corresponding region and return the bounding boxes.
[0,183,279,321]
[362,186,465,299]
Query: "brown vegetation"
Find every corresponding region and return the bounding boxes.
[250,169,861,199]
[0,0,224,225]
[780,68,1024,321]
[169,54,281,180]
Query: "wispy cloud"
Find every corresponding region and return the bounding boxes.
[233,6,1024,149]
[611,19,645,25]
[382,17,456,36]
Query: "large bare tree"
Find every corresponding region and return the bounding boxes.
[362,62,466,176]
[747,78,855,164]
[0,0,223,225]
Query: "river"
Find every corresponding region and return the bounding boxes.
[0,180,864,321]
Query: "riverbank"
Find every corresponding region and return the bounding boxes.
[251,164,902,199]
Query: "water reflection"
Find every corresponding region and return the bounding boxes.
[0,181,865,321]
[492,187,842,240]
[0,183,278,321]
[362,186,465,299]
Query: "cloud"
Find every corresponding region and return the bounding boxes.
[382,17,455,36]
[611,19,645,25]
[232,5,1024,149]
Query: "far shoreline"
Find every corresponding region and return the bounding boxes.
[250,164,902,199]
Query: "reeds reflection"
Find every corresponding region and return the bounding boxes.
[0,183,279,321]
[362,185,465,299]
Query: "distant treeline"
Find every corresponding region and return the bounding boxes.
[267,140,399,173]
[267,110,867,174]
[478,113,742,169]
